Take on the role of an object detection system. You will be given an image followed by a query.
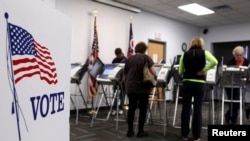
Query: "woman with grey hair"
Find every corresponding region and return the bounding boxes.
[224,45,249,124]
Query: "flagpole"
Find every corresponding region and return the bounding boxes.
[127,16,134,57]
[130,16,133,23]
[5,12,22,141]
[88,9,98,114]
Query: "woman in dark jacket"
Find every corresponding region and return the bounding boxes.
[124,41,156,137]
[178,37,218,141]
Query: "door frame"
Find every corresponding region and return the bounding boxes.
[148,39,166,63]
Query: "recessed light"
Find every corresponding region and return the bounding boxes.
[178,3,214,16]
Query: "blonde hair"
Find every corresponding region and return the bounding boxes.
[232,46,244,55]
[189,37,205,49]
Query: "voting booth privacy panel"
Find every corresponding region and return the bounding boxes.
[0,0,71,141]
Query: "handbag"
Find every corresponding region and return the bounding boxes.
[143,62,157,87]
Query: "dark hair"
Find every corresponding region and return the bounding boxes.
[114,48,122,55]
[135,41,147,53]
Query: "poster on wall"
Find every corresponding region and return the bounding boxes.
[0,0,71,141]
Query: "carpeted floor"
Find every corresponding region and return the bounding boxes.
[70,99,250,141]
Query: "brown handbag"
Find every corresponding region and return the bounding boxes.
[143,62,157,87]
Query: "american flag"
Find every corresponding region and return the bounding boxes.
[88,16,99,97]
[8,23,58,85]
[127,22,134,57]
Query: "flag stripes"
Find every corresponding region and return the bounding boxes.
[127,22,134,57]
[88,16,99,97]
[8,23,58,84]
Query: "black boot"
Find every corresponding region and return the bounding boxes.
[127,130,134,137]
[137,130,149,137]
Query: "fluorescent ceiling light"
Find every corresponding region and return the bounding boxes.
[178,3,214,16]
[94,0,141,13]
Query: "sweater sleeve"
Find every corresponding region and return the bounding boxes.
[178,54,184,75]
[203,50,218,72]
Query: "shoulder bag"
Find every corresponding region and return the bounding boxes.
[143,58,157,87]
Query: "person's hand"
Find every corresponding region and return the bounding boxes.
[154,75,157,80]
[197,70,205,75]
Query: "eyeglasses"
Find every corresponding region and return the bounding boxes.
[234,54,243,57]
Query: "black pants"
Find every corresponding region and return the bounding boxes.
[225,88,240,124]
[181,81,205,138]
[127,93,149,132]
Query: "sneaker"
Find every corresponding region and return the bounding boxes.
[111,110,116,116]
[182,137,188,141]
[118,110,123,115]
[193,137,200,141]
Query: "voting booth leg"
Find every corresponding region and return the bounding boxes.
[240,88,243,125]
[146,87,166,125]
[146,87,168,136]
[221,87,243,125]
[221,88,225,125]
[90,93,111,127]
[146,87,157,124]
[115,88,119,130]
[172,85,209,129]
[91,85,116,127]
[70,96,79,125]
[90,94,104,127]
[211,87,215,125]
[219,66,248,125]
[173,84,181,128]
[70,84,89,125]
[113,85,127,129]
[113,86,122,130]
[162,88,169,136]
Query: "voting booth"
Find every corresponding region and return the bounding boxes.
[70,59,89,125]
[146,63,173,136]
[172,64,219,128]
[220,65,249,125]
[90,61,125,129]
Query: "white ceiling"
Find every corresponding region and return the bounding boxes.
[113,0,250,27]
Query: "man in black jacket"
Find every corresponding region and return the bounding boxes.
[111,48,127,115]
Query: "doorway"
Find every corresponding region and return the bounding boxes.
[148,39,166,100]
[148,39,166,64]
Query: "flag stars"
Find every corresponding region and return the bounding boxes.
[8,22,58,84]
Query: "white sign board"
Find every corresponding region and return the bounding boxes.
[0,0,71,141]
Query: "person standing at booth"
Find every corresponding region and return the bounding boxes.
[224,46,249,124]
[124,41,157,137]
[178,37,218,141]
[111,48,127,115]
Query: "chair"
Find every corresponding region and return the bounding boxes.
[70,59,89,125]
